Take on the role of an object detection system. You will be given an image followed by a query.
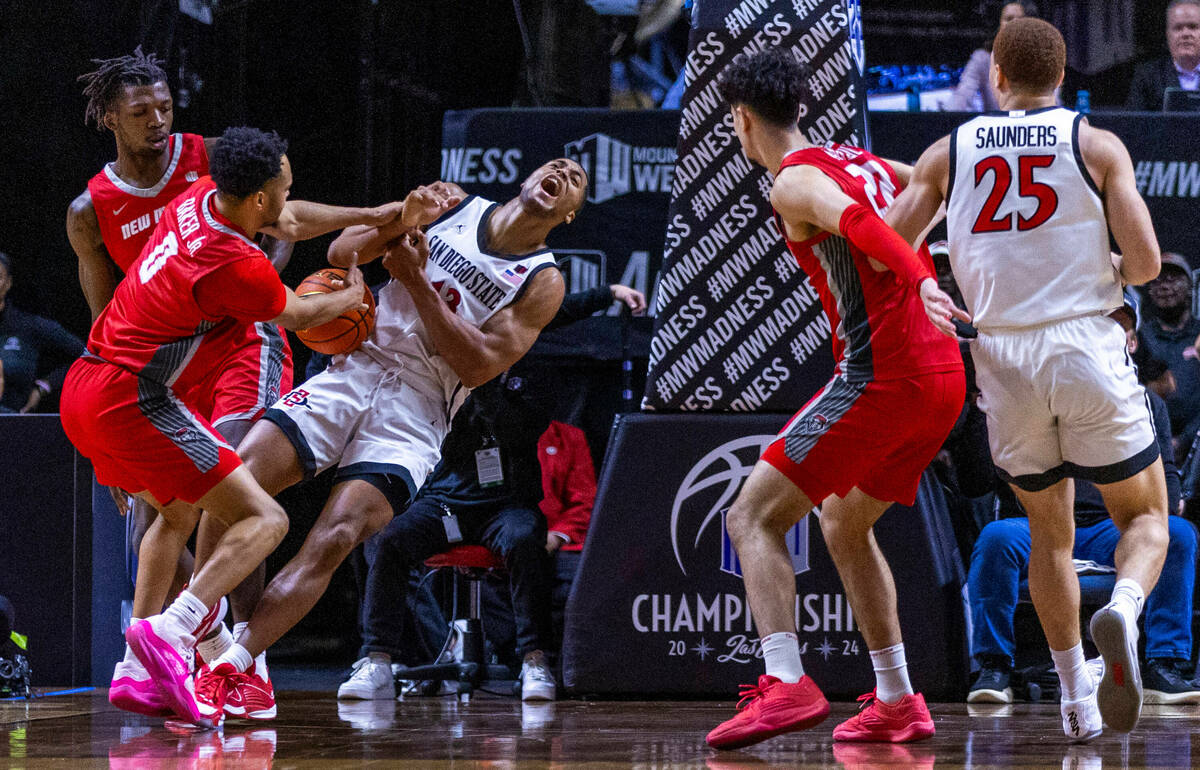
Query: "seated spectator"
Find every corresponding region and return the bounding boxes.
[967,324,1199,704]
[947,2,1038,112]
[0,252,84,413]
[336,284,644,703]
[483,419,597,662]
[1126,0,1200,111]
[1138,253,1200,457]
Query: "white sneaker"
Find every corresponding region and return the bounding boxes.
[1090,602,1143,733]
[520,652,556,701]
[337,657,396,700]
[1060,666,1103,744]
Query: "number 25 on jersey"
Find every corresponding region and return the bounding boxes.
[972,155,1059,234]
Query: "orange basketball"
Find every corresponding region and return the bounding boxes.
[294,268,376,355]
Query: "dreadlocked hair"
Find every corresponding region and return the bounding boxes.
[78,46,168,130]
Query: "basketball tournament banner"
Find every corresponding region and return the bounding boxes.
[561,413,969,698]
[643,0,868,411]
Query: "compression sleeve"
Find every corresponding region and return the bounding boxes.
[194,258,288,322]
[838,203,934,290]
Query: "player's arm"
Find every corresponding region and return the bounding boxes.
[66,190,119,322]
[884,136,951,246]
[194,257,368,332]
[879,157,915,187]
[327,183,464,267]
[260,199,405,244]
[1079,124,1161,286]
[773,164,934,288]
[383,231,565,388]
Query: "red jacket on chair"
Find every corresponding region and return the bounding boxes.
[538,421,595,552]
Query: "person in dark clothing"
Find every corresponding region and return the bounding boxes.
[1125,0,1200,111]
[336,283,645,703]
[1138,253,1200,458]
[0,252,84,413]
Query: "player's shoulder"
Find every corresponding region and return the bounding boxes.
[67,188,100,231]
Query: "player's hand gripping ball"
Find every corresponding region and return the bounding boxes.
[294,268,376,355]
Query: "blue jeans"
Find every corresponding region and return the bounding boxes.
[969,516,1197,664]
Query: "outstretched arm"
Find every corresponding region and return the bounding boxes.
[382,231,564,388]
[260,199,404,243]
[66,191,119,322]
[327,182,464,267]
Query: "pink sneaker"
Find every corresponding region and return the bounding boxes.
[125,617,213,728]
[109,658,173,717]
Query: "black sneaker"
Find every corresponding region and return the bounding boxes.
[1143,658,1200,704]
[968,657,1013,703]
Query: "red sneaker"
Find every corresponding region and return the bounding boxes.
[195,662,239,724]
[225,659,277,721]
[706,675,830,750]
[833,691,935,743]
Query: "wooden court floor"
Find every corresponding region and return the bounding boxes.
[1,689,1198,768]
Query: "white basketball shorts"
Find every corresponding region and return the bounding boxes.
[972,313,1158,491]
[263,349,450,497]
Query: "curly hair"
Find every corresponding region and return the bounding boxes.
[77,46,168,130]
[993,17,1065,94]
[716,47,813,129]
[210,127,289,198]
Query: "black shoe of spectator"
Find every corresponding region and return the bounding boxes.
[967,656,1013,703]
[1144,658,1200,704]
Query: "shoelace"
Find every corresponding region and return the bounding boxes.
[350,661,386,684]
[197,670,232,705]
[735,681,771,710]
[851,691,882,722]
[524,663,554,683]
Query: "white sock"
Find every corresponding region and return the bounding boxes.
[195,622,234,665]
[761,632,804,683]
[254,650,269,679]
[1110,578,1145,626]
[214,643,254,674]
[870,643,914,704]
[1051,642,1092,701]
[162,590,208,636]
[233,621,249,643]
[369,651,392,666]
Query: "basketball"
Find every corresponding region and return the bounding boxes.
[294,268,375,355]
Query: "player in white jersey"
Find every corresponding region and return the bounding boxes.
[191,159,585,718]
[886,18,1166,740]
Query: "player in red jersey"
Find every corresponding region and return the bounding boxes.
[65,50,398,716]
[61,126,391,727]
[703,49,966,750]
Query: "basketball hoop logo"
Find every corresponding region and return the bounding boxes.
[670,434,812,578]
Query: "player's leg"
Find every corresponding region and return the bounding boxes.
[1057,314,1168,733]
[213,416,269,621]
[706,460,829,750]
[1090,459,1169,730]
[230,479,394,659]
[1010,479,1101,743]
[129,499,194,617]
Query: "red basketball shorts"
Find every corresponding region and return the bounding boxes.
[61,357,242,505]
[185,322,293,429]
[761,369,965,506]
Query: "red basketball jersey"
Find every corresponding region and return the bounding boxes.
[88,177,284,398]
[87,133,210,271]
[776,144,961,382]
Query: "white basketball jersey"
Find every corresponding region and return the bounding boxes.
[362,195,558,412]
[946,107,1121,330]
